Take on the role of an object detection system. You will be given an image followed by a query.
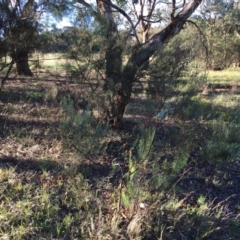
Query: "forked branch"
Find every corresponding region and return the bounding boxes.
[76,0,140,44]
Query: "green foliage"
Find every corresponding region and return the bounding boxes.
[194,1,240,68]
[61,96,109,160]
[144,34,201,118]
[148,149,189,190]
[0,0,40,54]
[119,125,157,211]
[134,124,156,162]
[203,120,240,163]
[177,95,220,121]
[0,166,99,239]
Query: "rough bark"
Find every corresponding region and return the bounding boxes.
[97,0,121,83]
[97,0,125,127]
[13,51,33,76]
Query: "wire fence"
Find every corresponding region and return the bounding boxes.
[29,52,66,74]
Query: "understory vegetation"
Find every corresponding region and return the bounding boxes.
[1,1,240,238]
[1,50,240,239]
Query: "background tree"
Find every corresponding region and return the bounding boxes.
[0,0,43,76]
[197,0,240,69]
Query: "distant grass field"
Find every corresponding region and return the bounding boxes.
[30,52,67,71]
[206,69,240,84]
[2,52,240,82]
[37,55,240,84]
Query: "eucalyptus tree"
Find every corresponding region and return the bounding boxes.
[0,0,45,77]
[69,0,203,127]
[55,0,201,128]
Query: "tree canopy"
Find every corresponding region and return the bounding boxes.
[0,0,45,76]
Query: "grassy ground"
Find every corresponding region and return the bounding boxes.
[206,69,240,84]
[0,66,240,239]
[35,53,67,71]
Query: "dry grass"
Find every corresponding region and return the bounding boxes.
[0,69,240,239]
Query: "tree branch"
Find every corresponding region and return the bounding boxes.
[139,17,162,24]
[171,0,187,19]
[76,0,140,45]
[178,0,201,20]
[176,0,186,9]
[76,0,95,10]
[147,0,157,21]
[100,0,140,45]
[186,19,208,63]
[171,0,176,20]
[123,0,203,76]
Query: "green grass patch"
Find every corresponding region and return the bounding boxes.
[206,70,240,84]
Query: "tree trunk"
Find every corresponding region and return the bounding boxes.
[107,90,131,129]
[14,51,33,76]
[96,0,127,127]
[140,18,151,70]
[81,0,203,128]
[104,73,134,127]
